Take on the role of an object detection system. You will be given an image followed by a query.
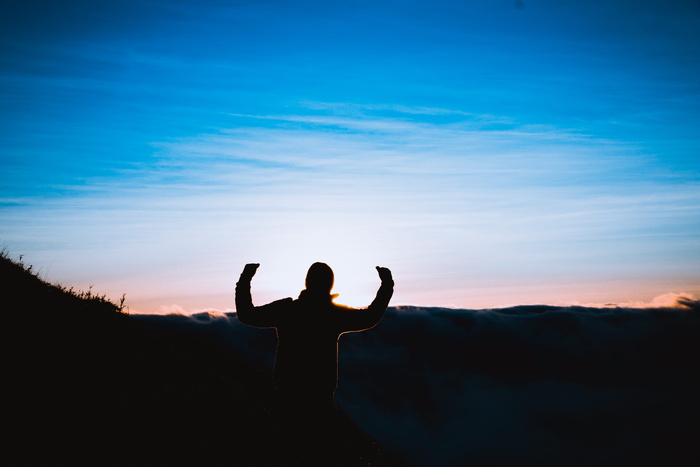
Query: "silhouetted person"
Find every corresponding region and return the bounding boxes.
[236,262,394,415]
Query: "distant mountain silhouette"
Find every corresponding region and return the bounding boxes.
[2,252,407,466]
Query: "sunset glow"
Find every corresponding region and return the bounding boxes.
[1,0,699,313]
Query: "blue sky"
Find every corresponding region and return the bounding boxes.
[2,0,699,313]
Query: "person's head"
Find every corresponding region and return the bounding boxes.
[305,262,334,294]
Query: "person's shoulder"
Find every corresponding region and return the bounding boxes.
[331,302,356,312]
[266,297,294,308]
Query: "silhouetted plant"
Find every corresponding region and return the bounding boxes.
[1,248,127,313]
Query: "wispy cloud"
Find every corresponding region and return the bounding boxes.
[2,105,698,312]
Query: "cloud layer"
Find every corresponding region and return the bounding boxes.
[133,297,700,466]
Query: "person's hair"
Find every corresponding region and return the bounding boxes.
[305,262,334,293]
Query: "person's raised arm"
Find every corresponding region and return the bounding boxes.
[235,263,292,328]
[342,266,394,332]
[235,263,260,324]
[369,266,394,318]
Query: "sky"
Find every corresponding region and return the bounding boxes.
[2,0,699,314]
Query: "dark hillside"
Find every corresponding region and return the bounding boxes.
[2,253,405,466]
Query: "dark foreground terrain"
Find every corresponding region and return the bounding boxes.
[3,253,405,466]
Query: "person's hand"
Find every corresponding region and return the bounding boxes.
[376,266,393,284]
[240,263,260,281]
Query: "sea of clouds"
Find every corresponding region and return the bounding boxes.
[133,296,699,466]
